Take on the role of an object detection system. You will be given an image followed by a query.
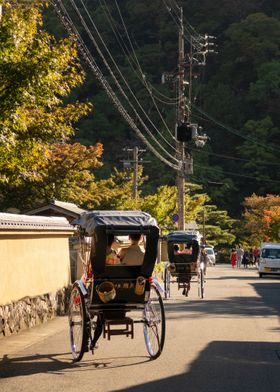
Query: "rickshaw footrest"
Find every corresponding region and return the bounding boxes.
[103,317,134,340]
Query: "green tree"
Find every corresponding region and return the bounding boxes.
[141,184,208,232]
[89,166,146,210]
[0,2,91,186]
[197,204,236,246]
[200,12,280,213]
[0,142,103,211]
[236,118,280,194]
[248,61,280,121]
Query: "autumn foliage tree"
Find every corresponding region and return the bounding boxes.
[242,194,280,244]
[0,2,91,187]
[263,207,280,242]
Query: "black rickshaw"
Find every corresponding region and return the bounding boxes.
[164,231,204,298]
[69,210,165,362]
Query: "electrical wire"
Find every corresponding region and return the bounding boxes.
[194,163,280,184]
[70,0,177,157]
[112,0,176,139]
[191,104,279,153]
[192,148,280,167]
[75,0,177,151]
[99,0,178,105]
[50,0,180,171]
[161,0,203,49]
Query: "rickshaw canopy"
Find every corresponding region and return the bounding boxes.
[166,230,199,243]
[74,210,159,277]
[75,210,158,235]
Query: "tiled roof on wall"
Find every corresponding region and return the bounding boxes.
[0,213,75,231]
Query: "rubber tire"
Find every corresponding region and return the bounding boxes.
[69,283,89,362]
[164,267,171,299]
[143,284,165,359]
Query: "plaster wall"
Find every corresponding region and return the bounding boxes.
[0,233,72,306]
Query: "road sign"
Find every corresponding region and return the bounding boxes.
[172,213,179,222]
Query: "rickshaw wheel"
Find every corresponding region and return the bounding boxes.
[143,284,165,359]
[69,283,89,362]
[164,267,171,299]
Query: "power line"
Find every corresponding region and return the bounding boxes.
[193,147,280,167]
[73,0,177,154]
[192,104,279,153]
[161,0,204,49]
[99,0,178,105]
[112,0,176,140]
[194,163,280,184]
[50,0,180,171]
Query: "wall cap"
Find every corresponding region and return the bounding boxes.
[0,213,75,232]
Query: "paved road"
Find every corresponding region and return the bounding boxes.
[0,265,279,392]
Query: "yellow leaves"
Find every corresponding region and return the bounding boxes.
[0,3,93,186]
[49,142,103,170]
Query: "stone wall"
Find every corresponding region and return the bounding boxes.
[0,287,71,337]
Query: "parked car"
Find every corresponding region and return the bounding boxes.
[204,245,216,266]
[259,242,280,278]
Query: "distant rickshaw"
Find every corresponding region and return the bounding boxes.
[164,231,205,298]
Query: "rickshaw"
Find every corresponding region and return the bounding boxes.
[163,231,205,299]
[69,210,165,362]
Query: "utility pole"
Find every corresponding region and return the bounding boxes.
[122,146,147,200]
[175,9,212,230]
[132,146,138,200]
[177,6,187,231]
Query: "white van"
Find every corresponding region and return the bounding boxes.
[259,242,280,278]
[204,245,216,266]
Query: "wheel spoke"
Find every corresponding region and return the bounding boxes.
[143,285,165,359]
[69,284,88,362]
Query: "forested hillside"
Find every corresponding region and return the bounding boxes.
[43,0,280,216]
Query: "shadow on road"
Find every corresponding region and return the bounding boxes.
[116,341,280,392]
[163,278,280,321]
[0,352,150,378]
[251,282,280,331]
[164,296,279,319]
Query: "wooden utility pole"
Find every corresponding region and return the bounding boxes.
[122,146,147,200]
[177,7,186,231]
[132,146,139,200]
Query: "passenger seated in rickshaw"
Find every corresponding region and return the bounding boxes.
[106,233,121,265]
[90,233,123,351]
[175,243,194,297]
[181,243,192,254]
[173,244,180,255]
[118,234,144,265]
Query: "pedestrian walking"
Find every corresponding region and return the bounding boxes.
[249,248,254,267]
[230,248,237,268]
[242,250,249,268]
[236,245,244,268]
[253,247,260,267]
